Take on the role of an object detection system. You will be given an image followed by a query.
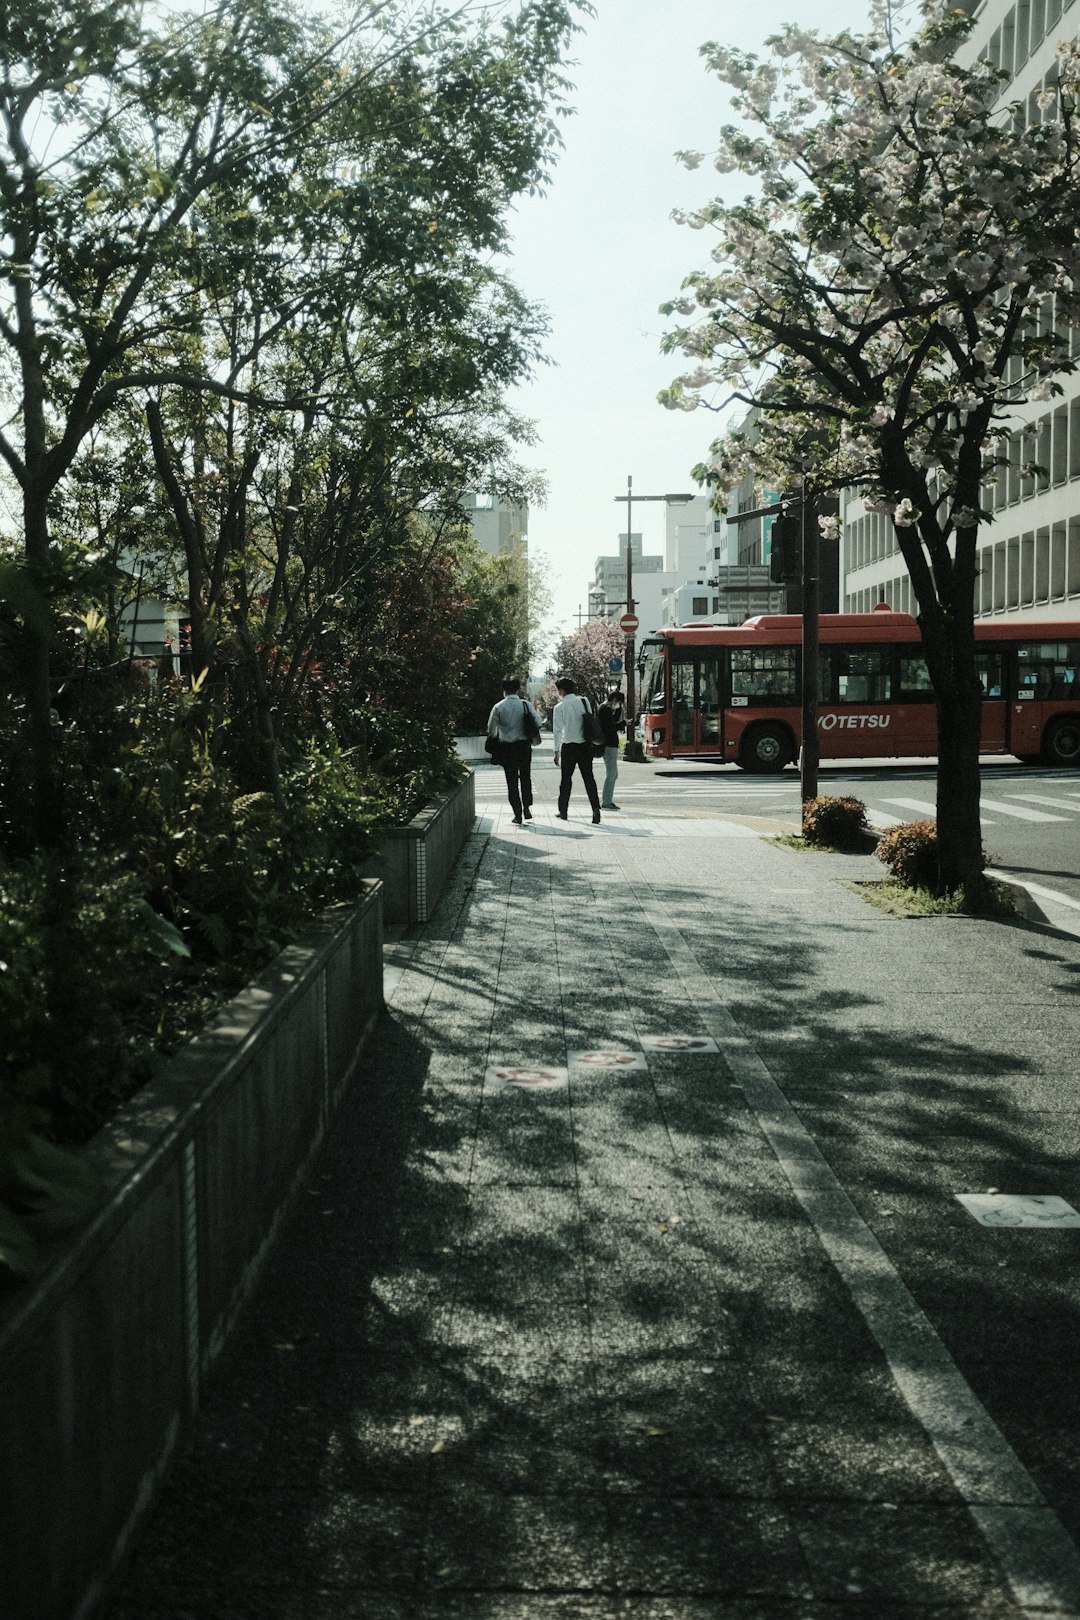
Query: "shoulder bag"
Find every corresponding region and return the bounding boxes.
[521,700,542,746]
[581,697,606,757]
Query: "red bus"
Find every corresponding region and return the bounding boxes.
[637,608,1080,771]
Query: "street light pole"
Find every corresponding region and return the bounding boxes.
[613,480,695,763]
[623,476,640,759]
[799,469,820,805]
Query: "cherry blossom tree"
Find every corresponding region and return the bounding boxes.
[545,618,624,709]
[660,0,1080,895]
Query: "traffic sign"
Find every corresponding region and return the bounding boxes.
[608,657,623,673]
[618,612,639,633]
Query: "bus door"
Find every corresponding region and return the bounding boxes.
[697,654,723,752]
[976,650,1006,752]
[669,654,696,750]
[669,653,723,753]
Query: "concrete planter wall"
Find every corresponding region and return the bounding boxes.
[363,771,476,924]
[0,882,384,1620]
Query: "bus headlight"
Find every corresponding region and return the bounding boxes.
[651,728,664,744]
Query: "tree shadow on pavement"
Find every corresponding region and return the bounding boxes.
[106,842,1080,1614]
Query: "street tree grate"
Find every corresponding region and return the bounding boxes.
[956,1193,1080,1228]
[486,1065,568,1092]
[639,1034,719,1053]
[568,1049,648,1071]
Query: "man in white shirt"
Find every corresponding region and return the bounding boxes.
[487,676,542,824]
[552,677,601,824]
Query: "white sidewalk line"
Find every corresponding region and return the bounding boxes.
[994,870,1080,918]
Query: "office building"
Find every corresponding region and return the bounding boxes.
[843,0,1080,621]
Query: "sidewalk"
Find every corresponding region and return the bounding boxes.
[107,768,1080,1619]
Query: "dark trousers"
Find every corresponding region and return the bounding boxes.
[500,740,533,818]
[558,742,600,816]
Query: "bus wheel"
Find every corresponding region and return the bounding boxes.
[739,723,792,773]
[1042,717,1080,766]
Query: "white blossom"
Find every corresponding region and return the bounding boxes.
[661,0,1080,556]
[680,366,716,389]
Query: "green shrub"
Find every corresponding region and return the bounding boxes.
[875,819,940,888]
[801,795,871,850]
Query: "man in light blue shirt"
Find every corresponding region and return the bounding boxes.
[552,677,601,824]
[487,676,542,824]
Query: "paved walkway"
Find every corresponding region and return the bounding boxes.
[108,765,1080,1618]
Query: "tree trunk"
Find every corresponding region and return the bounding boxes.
[922,619,986,896]
[23,482,60,849]
[145,400,211,678]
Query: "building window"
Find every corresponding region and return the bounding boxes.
[692,596,708,615]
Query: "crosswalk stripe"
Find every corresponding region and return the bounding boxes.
[979,797,1068,823]
[1004,793,1080,813]
[881,795,998,826]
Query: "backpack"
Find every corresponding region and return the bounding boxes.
[581,697,606,757]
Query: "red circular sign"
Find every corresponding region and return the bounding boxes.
[619,612,639,633]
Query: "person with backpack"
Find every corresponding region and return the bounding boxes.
[552,676,602,824]
[598,688,624,811]
[486,675,542,825]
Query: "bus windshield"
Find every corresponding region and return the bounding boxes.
[639,642,666,712]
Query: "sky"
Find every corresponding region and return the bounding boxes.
[501,0,873,665]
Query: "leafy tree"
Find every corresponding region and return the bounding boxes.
[0,0,594,1277]
[454,533,552,730]
[0,0,591,844]
[660,0,1080,895]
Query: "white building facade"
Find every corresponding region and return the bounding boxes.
[590,533,670,634]
[842,0,1080,622]
[460,493,529,557]
[587,495,774,632]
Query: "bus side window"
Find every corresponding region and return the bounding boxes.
[898,656,934,699]
[1016,642,1080,698]
[730,647,797,701]
[975,651,1003,698]
[832,646,891,703]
